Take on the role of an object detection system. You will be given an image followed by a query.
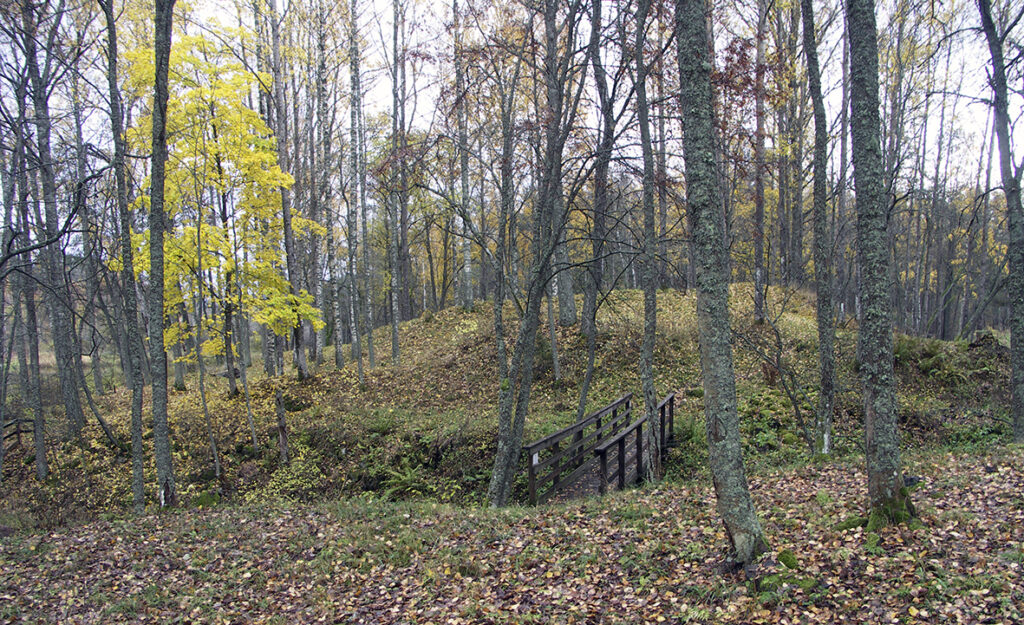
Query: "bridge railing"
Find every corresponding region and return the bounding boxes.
[594,392,676,495]
[523,393,632,505]
[522,391,677,504]
[657,392,676,449]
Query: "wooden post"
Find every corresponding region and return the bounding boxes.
[669,394,675,445]
[573,428,583,469]
[528,451,538,505]
[552,440,561,487]
[637,420,644,483]
[659,403,666,453]
[617,436,626,489]
[598,449,608,495]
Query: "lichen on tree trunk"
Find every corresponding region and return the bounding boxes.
[675,0,767,566]
[846,0,911,521]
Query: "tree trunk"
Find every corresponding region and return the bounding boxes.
[578,0,613,419]
[270,0,308,381]
[546,284,561,381]
[149,0,178,507]
[359,94,375,369]
[787,2,804,286]
[455,0,473,311]
[262,324,276,376]
[753,0,768,323]
[274,335,290,464]
[14,292,28,448]
[801,0,834,455]
[20,3,87,439]
[488,0,581,506]
[676,0,767,566]
[978,0,1024,443]
[554,185,576,326]
[847,0,911,520]
[22,271,45,482]
[12,124,46,481]
[192,222,221,482]
[775,4,790,287]
[388,0,403,366]
[635,0,660,479]
[348,0,365,380]
[71,65,105,398]
[838,28,851,322]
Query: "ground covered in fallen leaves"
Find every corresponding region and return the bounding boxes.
[3,446,1021,624]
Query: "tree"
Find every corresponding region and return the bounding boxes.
[801,0,834,454]
[7,77,46,481]
[846,0,912,521]
[487,0,586,506]
[977,0,1024,443]
[753,0,768,324]
[100,0,147,512]
[388,0,405,365]
[150,0,178,507]
[634,0,660,478]
[269,0,310,381]
[347,0,365,380]
[19,0,88,439]
[675,0,768,566]
[454,0,473,312]
[577,0,620,420]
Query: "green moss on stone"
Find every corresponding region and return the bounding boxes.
[778,549,799,570]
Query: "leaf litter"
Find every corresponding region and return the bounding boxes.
[1,446,1021,624]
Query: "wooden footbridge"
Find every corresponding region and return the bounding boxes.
[523,392,676,505]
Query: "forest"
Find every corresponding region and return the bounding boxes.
[0,0,1022,621]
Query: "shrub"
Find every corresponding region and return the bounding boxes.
[246,444,326,503]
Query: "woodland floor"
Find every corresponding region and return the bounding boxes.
[1,288,1020,623]
[2,446,1022,624]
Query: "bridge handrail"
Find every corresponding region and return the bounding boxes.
[530,410,632,473]
[522,393,633,455]
[594,392,676,495]
[522,391,675,505]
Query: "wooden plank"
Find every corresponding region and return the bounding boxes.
[617,436,626,489]
[537,455,600,504]
[668,395,675,446]
[528,455,538,505]
[620,447,641,488]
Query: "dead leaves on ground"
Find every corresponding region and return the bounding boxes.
[2,447,1022,624]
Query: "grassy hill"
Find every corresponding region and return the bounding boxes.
[1,286,1021,622]
[0,286,1014,527]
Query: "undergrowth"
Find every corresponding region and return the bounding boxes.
[0,286,1012,529]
